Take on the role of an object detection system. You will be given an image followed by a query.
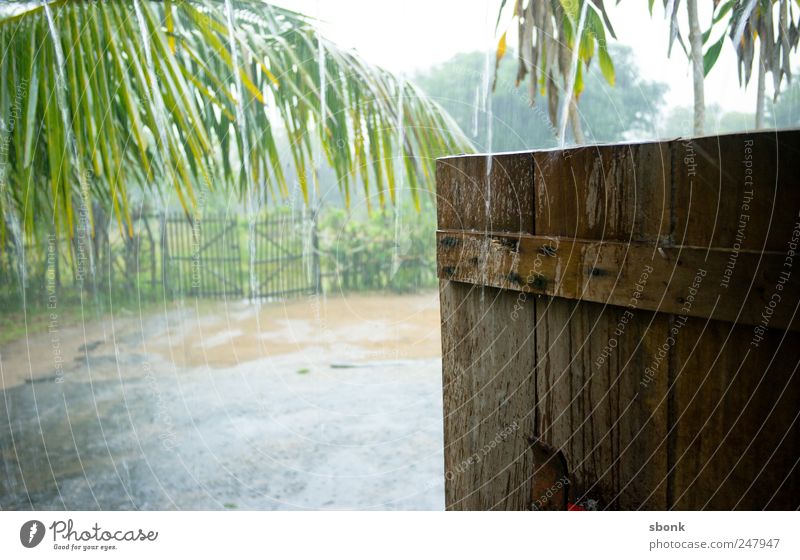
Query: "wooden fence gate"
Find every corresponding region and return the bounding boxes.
[162,211,317,301]
[249,212,318,300]
[163,212,244,299]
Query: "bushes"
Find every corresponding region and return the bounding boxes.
[0,205,439,312]
[317,205,437,293]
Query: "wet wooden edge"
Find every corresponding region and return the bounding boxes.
[437,229,799,331]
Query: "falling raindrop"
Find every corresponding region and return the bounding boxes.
[480,7,495,302]
[0,85,25,293]
[392,75,405,281]
[313,0,326,186]
[471,84,480,137]
[303,34,327,290]
[2,201,25,291]
[557,0,588,148]
[44,3,95,288]
[132,0,176,309]
[224,0,259,313]
[482,44,494,174]
[133,0,171,205]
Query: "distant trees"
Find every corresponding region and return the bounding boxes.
[661,68,800,136]
[662,0,800,133]
[0,1,469,241]
[415,46,668,151]
[493,0,618,144]
[498,0,800,139]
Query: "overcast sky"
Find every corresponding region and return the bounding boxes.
[273,0,770,115]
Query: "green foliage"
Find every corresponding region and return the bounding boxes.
[0,0,471,245]
[318,205,437,293]
[703,34,726,76]
[414,46,668,152]
[771,73,800,127]
[724,0,798,89]
[494,0,619,128]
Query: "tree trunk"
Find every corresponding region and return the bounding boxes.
[687,0,705,135]
[569,97,585,144]
[755,48,766,129]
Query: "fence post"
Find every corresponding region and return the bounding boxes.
[235,213,245,300]
[160,212,169,297]
[312,211,321,294]
[144,215,156,292]
[54,232,61,292]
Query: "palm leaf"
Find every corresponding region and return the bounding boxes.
[495,0,617,133]
[0,0,471,242]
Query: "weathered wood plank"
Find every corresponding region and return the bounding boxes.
[670,317,800,510]
[535,298,671,509]
[437,230,800,331]
[438,130,800,511]
[672,131,800,251]
[533,141,672,243]
[440,281,539,510]
[436,152,535,233]
[525,141,675,510]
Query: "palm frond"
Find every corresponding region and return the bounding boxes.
[494,0,617,129]
[0,0,471,242]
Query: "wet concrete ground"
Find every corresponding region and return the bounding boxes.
[0,294,445,510]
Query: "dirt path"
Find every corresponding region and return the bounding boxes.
[0,292,446,510]
[150,292,442,369]
[1,292,442,389]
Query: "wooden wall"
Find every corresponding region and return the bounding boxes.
[438,131,800,510]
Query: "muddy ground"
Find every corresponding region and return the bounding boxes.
[0,292,445,510]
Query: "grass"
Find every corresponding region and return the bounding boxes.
[0,291,167,346]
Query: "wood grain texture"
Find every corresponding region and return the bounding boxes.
[438,130,800,510]
[535,298,671,509]
[436,231,800,330]
[440,280,539,510]
[533,141,672,243]
[436,152,535,233]
[670,317,800,510]
[672,131,800,251]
